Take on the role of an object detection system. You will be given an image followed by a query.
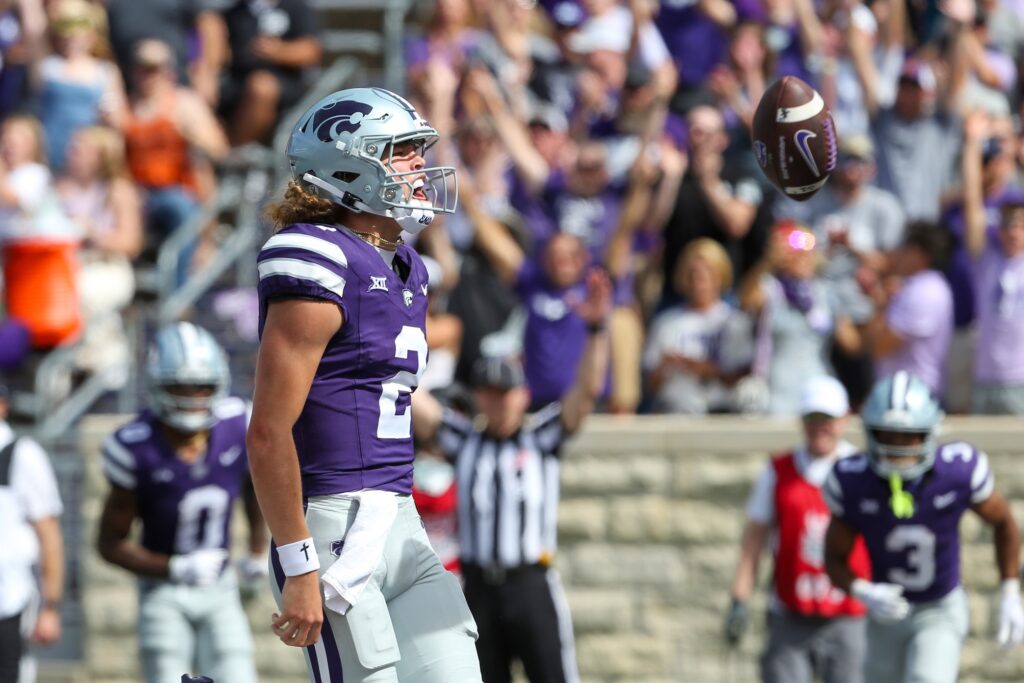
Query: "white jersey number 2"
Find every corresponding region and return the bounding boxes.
[378,326,428,439]
[885,525,936,592]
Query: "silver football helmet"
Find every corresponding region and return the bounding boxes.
[146,322,230,433]
[286,87,457,234]
[861,371,944,480]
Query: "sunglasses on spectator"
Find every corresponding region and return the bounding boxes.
[53,17,92,34]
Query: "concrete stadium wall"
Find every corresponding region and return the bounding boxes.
[73,415,1024,683]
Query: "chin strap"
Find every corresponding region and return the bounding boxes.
[889,473,915,519]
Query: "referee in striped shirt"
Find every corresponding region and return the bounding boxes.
[413,270,610,683]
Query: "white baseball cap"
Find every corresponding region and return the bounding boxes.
[799,376,850,418]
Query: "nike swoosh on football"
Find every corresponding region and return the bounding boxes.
[793,129,820,177]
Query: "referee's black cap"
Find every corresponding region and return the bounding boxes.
[471,356,525,391]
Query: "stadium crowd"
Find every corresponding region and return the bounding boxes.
[0,0,1022,418]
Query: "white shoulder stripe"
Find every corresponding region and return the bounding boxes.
[102,435,136,470]
[970,451,991,490]
[261,233,348,269]
[258,258,347,298]
[102,459,136,489]
[777,90,825,123]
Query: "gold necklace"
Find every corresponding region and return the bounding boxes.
[352,230,403,250]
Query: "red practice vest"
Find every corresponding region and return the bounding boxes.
[771,452,870,617]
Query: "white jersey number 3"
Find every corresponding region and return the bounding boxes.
[885,525,936,592]
[378,326,428,439]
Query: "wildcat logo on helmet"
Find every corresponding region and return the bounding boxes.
[310,100,376,142]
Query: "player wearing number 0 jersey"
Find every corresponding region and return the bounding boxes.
[96,322,265,683]
[249,86,481,683]
[823,371,1024,683]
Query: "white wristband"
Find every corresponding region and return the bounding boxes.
[277,538,320,577]
[1001,578,1021,598]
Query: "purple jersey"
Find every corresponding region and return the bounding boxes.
[256,223,429,496]
[823,443,995,603]
[100,398,250,556]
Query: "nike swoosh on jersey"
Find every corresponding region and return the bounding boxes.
[219,446,243,466]
[933,491,957,509]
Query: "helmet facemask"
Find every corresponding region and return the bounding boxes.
[866,427,937,481]
[150,382,224,433]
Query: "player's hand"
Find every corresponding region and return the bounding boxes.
[32,605,61,645]
[574,268,613,326]
[238,555,270,583]
[273,571,323,648]
[723,599,749,646]
[237,554,270,600]
[997,579,1024,648]
[169,548,229,587]
[851,579,911,622]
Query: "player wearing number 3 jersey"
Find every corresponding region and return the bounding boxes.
[96,322,265,683]
[824,371,1024,683]
[248,87,482,683]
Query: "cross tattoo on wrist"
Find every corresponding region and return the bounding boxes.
[301,543,310,561]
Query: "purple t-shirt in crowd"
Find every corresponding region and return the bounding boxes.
[875,270,953,395]
[100,399,250,556]
[824,443,994,604]
[516,260,587,406]
[943,187,1022,327]
[257,223,431,496]
[655,1,730,87]
[972,244,1024,384]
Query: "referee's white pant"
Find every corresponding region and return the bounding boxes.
[272,493,482,683]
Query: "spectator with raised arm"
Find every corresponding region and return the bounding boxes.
[941,111,1019,412]
[864,222,954,398]
[960,111,1024,414]
[662,103,767,299]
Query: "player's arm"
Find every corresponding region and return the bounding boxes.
[247,298,342,647]
[96,485,174,578]
[731,520,771,598]
[242,475,269,557]
[30,515,63,644]
[823,515,860,594]
[561,269,612,435]
[973,484,1024,646]
[973,491,1021,582]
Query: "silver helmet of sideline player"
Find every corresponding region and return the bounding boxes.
[861,371,943,481]
[286,87,457,235]
[145,322,230,433]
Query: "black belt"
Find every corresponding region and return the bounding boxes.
[463,562,547,586]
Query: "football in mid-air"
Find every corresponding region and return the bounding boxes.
[751,76,837,201]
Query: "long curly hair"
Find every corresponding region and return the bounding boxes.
[264,180,349,229]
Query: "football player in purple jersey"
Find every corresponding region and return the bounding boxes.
[823,370,1024,683]
[96,322,266,683]
[246,87,482,682]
